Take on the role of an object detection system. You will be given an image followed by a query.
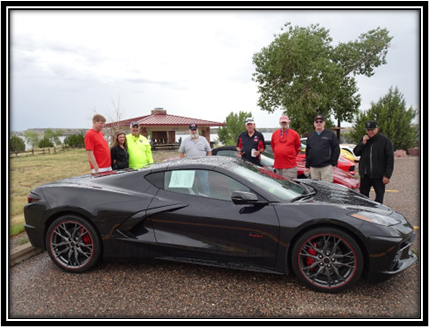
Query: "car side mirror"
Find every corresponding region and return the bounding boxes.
[231,191,267,205]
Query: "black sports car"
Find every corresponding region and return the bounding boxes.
[24,157,417,293]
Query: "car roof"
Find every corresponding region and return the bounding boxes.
[150,155,238,172]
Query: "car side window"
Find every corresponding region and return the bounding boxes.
[164,170,250,201]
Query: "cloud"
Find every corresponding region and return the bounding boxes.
[8,9,422,131]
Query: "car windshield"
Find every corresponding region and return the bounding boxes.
[228,161,306,201]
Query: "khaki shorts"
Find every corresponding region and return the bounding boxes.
[310,166,333,182]
[276,167,298,180]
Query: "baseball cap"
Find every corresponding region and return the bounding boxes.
[314,115,325,122]
[365,120,378,129]
[130,121,140,128]
[279,115,290,123]
[189,123,198,130]
[244,118,255,125]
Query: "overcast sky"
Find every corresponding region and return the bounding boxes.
[8,7,422,132]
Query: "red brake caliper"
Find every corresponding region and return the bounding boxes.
[80,227,92,245]
[307,242,317,271]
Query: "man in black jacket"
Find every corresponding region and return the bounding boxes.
[304,115,340,182]
[353,120,394,204]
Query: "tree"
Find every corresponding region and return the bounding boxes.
[217,111,252,145]
[23,130,41,149]
[64,133,85,148]
[349,86,418,151]
[38,137,54,148]
[10,135,26,153]
[252,23,393,135]
[43,128,64,146]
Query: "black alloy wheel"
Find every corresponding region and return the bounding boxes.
[46,215,102,273]
[291,227,363,293]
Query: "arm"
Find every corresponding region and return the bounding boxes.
[305,134,311,169]
[353,137,367,156]
[110,147,117,167]
[178,142,185,158]
[236,135,243,153]
[86,150,98,172]
[294,132,301,155]
[146,145,154,164]
[383,137,394,180]
[331,133,340,166]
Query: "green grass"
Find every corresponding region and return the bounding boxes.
[9,148,177,237]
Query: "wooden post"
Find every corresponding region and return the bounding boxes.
[32,149,34,156]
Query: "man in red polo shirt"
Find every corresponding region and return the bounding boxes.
[84,114,111,174]
[271,115,301,180]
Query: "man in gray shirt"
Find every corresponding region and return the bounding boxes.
[178,123,212,196]
[179,123,212,158]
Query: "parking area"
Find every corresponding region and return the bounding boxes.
[8,157,421,319]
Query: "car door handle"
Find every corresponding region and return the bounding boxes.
[249,233,263,238]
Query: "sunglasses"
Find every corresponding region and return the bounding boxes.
[314,120,324,123]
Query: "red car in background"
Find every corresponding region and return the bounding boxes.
[266,140,356,175]
[210,146,360,191]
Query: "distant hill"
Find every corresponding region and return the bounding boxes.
[10,128,88,137]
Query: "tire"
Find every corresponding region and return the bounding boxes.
[46,215,102,273]
[291,227,363,293]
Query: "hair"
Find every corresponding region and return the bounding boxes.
[93,114,106,123]
[113,130,127,149]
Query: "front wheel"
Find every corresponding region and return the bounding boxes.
[291,227,363,293]
[46,215,102,273]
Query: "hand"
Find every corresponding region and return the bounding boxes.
[382,177,390,185]
[362,135,370,144]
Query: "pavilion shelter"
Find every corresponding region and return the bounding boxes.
[104,108,225,149]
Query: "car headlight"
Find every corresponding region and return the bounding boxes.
[350,211,401,226]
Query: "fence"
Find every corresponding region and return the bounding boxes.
[9,145,78,157]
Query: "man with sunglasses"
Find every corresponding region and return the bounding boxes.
[304,115,340,182]
[353,120,394,204]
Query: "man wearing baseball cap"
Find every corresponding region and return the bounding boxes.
[179,123,212,159]
[126,121,153,169]
[178,123,212,196]
[271,115,301,180]
[353,120,394,204]
[304,114,340,182]
[236,117,266,166]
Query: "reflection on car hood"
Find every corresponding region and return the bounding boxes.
[299,179,393,214]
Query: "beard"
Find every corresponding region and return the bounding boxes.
[190,133,198,139]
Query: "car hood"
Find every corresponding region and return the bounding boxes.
[298,179,393,215]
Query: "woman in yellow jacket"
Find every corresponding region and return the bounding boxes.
[126,121,154,169]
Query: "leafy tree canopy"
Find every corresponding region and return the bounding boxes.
[43,128,64,146]
[252,23,393,135]
[217,111,252,146]
[349,86,418,151]
[23,130,40,149]
[38,137,54,148]
[10,135,26,153]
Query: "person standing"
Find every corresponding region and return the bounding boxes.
[110,131,129,170]
[84,114,112,174]
[304,115,340,182]
[271,115,301,180]
[126,121,154,169]
[353,120,394,204]
[179,123,212,158]
[236,118,266,166]
[179,123,212,196]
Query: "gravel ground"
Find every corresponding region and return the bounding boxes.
[8,157,422,320]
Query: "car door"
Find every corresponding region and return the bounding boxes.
[147,169,280,269]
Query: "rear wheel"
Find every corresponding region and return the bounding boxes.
[46,215,102,273]
[291,227,363,293]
